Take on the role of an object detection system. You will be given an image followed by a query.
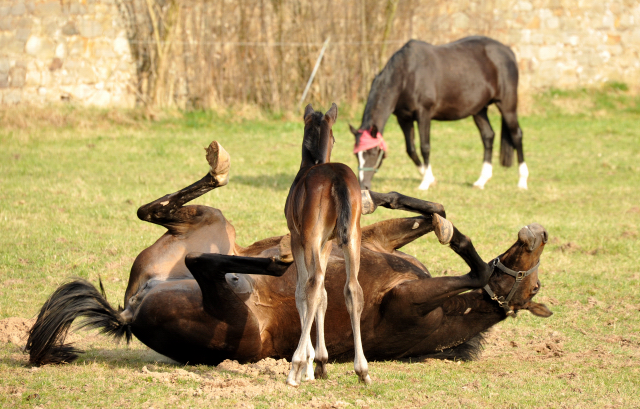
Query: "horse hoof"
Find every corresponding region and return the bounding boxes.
[205,141,231,187]
[360,374,372,385]
[361,190,376,215]
[432,214,453,245]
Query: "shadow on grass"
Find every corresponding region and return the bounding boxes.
[231,172,295,191]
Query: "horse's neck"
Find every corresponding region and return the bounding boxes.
[361,71,401,131]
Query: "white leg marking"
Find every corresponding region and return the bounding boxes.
[417,164,426,176]
[357,152,365,184]
[418,164,435,190]
[518,162,529,190]
[473,162,493,189]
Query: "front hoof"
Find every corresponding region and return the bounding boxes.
[205,141,231,186]
[432,214,453,245]
[361,190,376,215]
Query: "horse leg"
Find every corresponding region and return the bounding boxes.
[496,102,527,189]
[287,238,325,386]
[397,115,423,173]
[313,243,332,379]
[367,190,445,217]
[416,116,435,190]
[387,220,492,314]
[342,228,371,384]
[136,141,231,231]
[472,107,495,189]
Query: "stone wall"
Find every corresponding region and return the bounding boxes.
[0,0,639,107]
[0,0,135,106]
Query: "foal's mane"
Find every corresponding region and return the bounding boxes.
[302,110,333,165]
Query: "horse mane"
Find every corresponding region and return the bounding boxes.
[302,110,331,165]
[361,40,418,131]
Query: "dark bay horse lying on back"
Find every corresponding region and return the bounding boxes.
[285,104,369,385]
[26,141,552,375]
[350,36,528,191]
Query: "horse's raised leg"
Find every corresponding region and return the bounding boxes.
[342,228,371,384]
[472,107,495,189]
[397,115,423,173]
[416,116,435,190]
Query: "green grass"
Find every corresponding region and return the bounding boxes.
[1,89,640,407]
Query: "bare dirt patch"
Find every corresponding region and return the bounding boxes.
[0,317,34,347]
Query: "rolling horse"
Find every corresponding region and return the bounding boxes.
[350,36,528,191]
[26,140,552,376]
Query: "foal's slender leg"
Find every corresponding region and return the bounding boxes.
[416,116,435,190]
[397,116,423,173]
[368,191,446,218]
[472,107,496,189]
[287,237,326,386]
[313,243,332,379]
[342,227,371,384]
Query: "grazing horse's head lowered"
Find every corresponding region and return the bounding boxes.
[350,124,387,190]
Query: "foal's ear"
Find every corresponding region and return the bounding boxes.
[325,103,338,125]
[304,104,315,120]
[526,302,553,318]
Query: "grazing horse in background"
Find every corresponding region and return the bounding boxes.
[350,36,528,191]
[284,103,370,386]
[25,140,553,373]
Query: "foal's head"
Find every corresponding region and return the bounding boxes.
[301,103,338,166]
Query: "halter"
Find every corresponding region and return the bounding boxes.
[358,149,385,173]
[483,257,539,317]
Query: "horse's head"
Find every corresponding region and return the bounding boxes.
[302,103,337,165]
[349,124,387,190]
[487,223,553,318]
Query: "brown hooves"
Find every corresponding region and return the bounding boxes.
[205,141,231,187]
[361,190,376,215]
[432,214,453,245]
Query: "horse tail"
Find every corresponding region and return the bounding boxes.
[499,116,516,167]
[25,279,132,366]
[331,176,352,247]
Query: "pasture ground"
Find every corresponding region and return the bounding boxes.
[1,87,639,408]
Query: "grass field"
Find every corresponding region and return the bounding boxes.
[1,88,639,408]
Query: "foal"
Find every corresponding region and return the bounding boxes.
[285,104,370,386]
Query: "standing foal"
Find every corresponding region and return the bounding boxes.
[285,104,370,386]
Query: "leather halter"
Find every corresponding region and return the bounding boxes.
[358,149,385,173]
[483,257,540,317]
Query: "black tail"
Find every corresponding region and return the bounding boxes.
[499,117,516,167]
[25,279,131,366]
[331,177,352,247]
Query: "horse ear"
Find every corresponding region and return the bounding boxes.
[349,124,359,136]
[526,302,553,317]
[304,104,314,120]
[371,124,379,138]
[325,103,338,124]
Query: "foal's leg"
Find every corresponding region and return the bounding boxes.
[342,226,371,384]
[472,107,496,189]
[313,243,332,379]
[416,116,435,190]
[396,115,423,173]
[367,191,446,218]
[287,237,325,386]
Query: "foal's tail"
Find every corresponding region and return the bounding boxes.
[25,279,131,366]
[331,177,353,247]
[499,117,517,167]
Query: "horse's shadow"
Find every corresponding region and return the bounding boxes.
[232,172,294,191]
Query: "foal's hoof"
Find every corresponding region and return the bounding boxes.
[360,374,372,385]
[432,214,453,245]
[205,141,231,186]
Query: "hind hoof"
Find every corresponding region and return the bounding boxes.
[361,190,376,215]
[205,141,231,187]
[432,214,453,245]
